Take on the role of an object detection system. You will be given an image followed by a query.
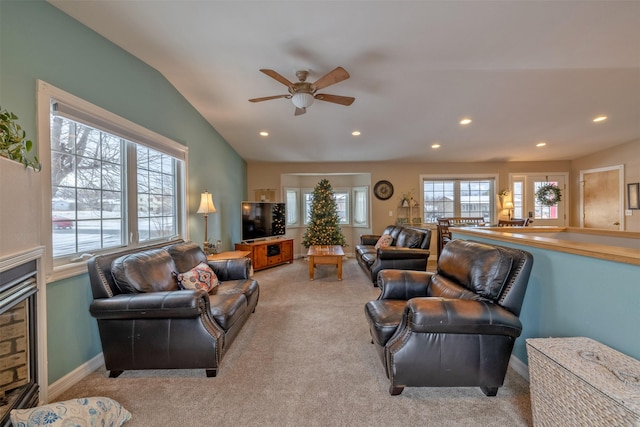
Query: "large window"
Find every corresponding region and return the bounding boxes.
[39,81,186,279]
[422,177,495,223]
[285,186,368,227]
[302,189,349,225]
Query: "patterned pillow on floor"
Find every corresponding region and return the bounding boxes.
[10,396,131,426]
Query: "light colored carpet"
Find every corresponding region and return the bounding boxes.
[56,259,533,426]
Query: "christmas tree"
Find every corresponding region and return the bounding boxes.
[302,179,347,248]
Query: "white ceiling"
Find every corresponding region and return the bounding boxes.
[49,0,640,163]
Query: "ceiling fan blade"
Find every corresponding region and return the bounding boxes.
[311,67,350,90]
[260,69,295,88]
[249,94,290,103]
[294,107,306,116]
[314,93,355,106]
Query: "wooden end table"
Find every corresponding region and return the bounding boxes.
[308,245,345,281]
[207,250,250,261]
[207,250,253,276]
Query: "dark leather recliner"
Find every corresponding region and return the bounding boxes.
[355,225,431,285]
[364,239,533,396]
[88,240,258,378]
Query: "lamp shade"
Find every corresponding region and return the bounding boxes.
[504,201,514,209]
[291,92,314,109]
[197,191,217,214]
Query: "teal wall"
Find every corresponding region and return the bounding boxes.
[1,1,247,383]
[452,232,640,364]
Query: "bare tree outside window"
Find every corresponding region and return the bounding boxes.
[51,116,124,256]
[51,113,177,258]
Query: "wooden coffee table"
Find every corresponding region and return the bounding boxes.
[308,245,345,281]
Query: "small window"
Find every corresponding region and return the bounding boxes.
[333,190,349,225]
[352,186,369,227]
[285,187,300,226]
[136,145,177,242]
[303,189,314,225]
[512,180,524,219]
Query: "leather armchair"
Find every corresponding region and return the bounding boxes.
[355,225,431,285]
[364,239,533,396]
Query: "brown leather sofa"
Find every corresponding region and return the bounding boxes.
[355,225,431,285]
[364,239,533,396]
[88,240,258,378]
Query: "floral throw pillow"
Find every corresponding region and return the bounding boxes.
[176,262,219,293]
[10,396,131,427]
[374,234,394,249]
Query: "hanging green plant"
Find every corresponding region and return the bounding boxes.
[535,183,562,207]
[0,107,41,171]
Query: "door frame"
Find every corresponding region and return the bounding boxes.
[508,172,569,226]
[579,165,624,230]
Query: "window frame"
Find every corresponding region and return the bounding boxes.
[37,80,188,282]
[420,174,498,224]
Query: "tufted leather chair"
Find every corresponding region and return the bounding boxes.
[364,239,533,396]
[355,225,431,285]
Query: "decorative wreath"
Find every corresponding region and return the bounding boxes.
[535,183,562,207]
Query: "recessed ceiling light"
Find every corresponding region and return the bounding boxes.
[536,142,547,147]
[459,118,472,125]
[259,131,269,136]
[431,143,441,149]
[593,115,607,123]
[352,131,361,136]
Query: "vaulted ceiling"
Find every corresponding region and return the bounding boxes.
[49,0,640,163]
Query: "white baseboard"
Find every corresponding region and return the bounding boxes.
[47,353,104,402]
[509,354,530,382]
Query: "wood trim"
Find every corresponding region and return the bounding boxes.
[451,226,640,266]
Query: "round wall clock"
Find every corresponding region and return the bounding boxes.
[374,180,394,200]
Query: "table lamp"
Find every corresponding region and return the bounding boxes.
[504,201,514,220]
[197,190,217,252]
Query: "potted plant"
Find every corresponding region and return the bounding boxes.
[0,107,41,171]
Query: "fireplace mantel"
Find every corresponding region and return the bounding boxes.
[0,247,47,411]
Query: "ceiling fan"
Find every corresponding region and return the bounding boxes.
[249,67,355,116]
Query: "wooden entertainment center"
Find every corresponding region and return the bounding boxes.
[234,238,294,271]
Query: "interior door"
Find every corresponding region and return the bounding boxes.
[525,175,567,226]
[581,167,622,230]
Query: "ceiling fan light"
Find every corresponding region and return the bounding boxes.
[291,92,314,109]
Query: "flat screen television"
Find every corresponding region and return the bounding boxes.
[241,202,286,241]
